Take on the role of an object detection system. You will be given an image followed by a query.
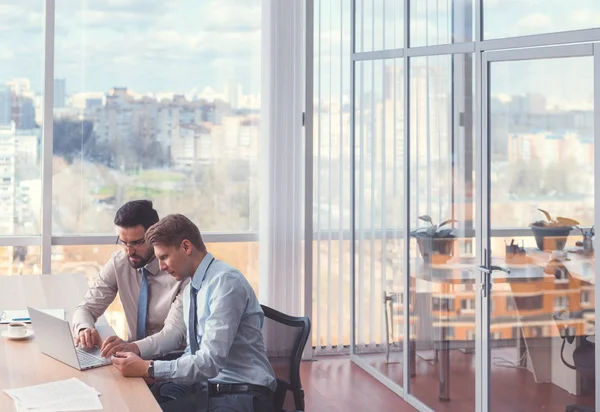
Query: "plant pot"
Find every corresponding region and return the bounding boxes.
[415,236,456,263]
[530,225,571,251]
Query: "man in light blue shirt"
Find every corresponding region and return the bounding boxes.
[112,214,276,412]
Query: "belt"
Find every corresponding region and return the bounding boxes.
[208,383,273,397]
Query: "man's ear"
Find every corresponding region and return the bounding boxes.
[181,239,193,255]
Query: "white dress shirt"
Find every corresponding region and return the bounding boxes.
[147,253,276,390]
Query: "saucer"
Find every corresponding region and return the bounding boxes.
[1,329,34,340]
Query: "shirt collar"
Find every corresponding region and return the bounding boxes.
[191,253,215,290]
[141,255,159,276]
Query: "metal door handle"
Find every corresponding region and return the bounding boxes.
[476,265,492,274]
[476,265,510,274]
[490,265,510,274]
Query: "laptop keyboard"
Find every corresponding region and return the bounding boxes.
[76,349,104,368]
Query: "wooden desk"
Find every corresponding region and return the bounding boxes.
[0,274,161,412]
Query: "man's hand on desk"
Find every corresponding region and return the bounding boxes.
[74,328,102,349]
[112,352,151,378]
[100,335,140,357]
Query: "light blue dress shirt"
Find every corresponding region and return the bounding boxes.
[153,253,277,391]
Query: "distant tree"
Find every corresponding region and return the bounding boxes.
[53,119,95,163]
[142,140,170,168]
[508,157,544,197]
[52,118,119,168]
[82,134,115,167]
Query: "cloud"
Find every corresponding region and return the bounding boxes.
[55,0,175,33]
[0,49,15,61]
[568,9,600,28]
[0,4,43,33]
[200,1,261,32]
[515,13,552,35]
[4,0,263,93]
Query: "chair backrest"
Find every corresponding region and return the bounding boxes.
[261,304,311,411]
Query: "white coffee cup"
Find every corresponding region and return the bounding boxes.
[7,321,27,338]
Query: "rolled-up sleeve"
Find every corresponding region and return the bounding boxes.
[136,290,186,359]
[153,274,247,382]
[71,258,118,335]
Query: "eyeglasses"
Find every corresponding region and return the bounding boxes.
[116,236,146,249]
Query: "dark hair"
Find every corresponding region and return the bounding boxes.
[114,200,160,231]
[145,214,206,252]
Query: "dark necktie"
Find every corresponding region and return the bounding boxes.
[189,285,199,354]
[136,267,149,340]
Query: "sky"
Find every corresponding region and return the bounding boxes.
[0,0,262,95]
[0,0,598,102]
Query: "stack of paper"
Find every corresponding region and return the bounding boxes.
[4,378,102,411]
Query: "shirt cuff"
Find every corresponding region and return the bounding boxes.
[71,310,97,335]
[153,360,176,379]
[72,321,95,335]
[135,338,154,360]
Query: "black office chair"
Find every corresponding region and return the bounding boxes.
[553,310,595,412]
[261,304,311,412]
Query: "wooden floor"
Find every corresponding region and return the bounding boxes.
[301,356,415,412]
[303,351,595,412]
[362,349,595,412]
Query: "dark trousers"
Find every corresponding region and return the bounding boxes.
[152,383,274,412]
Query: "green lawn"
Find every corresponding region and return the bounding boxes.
[136,170,185,182]
[127,187,178,197]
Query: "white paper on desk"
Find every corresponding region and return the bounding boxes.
[0,309,65,324]
[14,394,103,412]
[4,378,100,409]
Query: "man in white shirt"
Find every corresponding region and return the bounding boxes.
[112,214,276,412]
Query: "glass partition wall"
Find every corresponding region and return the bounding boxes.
[350,1,599,411]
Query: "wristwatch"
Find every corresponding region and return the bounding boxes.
[147,360,155,378]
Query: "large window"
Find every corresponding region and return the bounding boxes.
[53,0,261,235]
[313,0,353,352]
[0,1,264,342]
[0,0,43,238]
[347,1,598,412]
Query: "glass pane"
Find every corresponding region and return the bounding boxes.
[0,246,41,276]
[354,58,405,388]
[313,0,353,353]
[489,57,595,410]
[384,0,404,50]
[356,0,404,52]
[410,0,473,47]
[0,1,43,235]
[355,0,374,53]
[484,0,600,39]
[53,1,261,234]
[52,241,258,339]
[408,54,475,410]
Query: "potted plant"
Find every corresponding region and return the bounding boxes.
[410,215,457,263]
[530,209,579,251]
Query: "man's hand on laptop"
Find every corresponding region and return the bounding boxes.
[101,335,140,358]
[112,352,150,378]
[74,328,102,349]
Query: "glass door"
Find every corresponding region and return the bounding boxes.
[480,44,598,411]
[406,52,476,412]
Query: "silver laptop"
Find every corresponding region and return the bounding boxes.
[28,306,112,370]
